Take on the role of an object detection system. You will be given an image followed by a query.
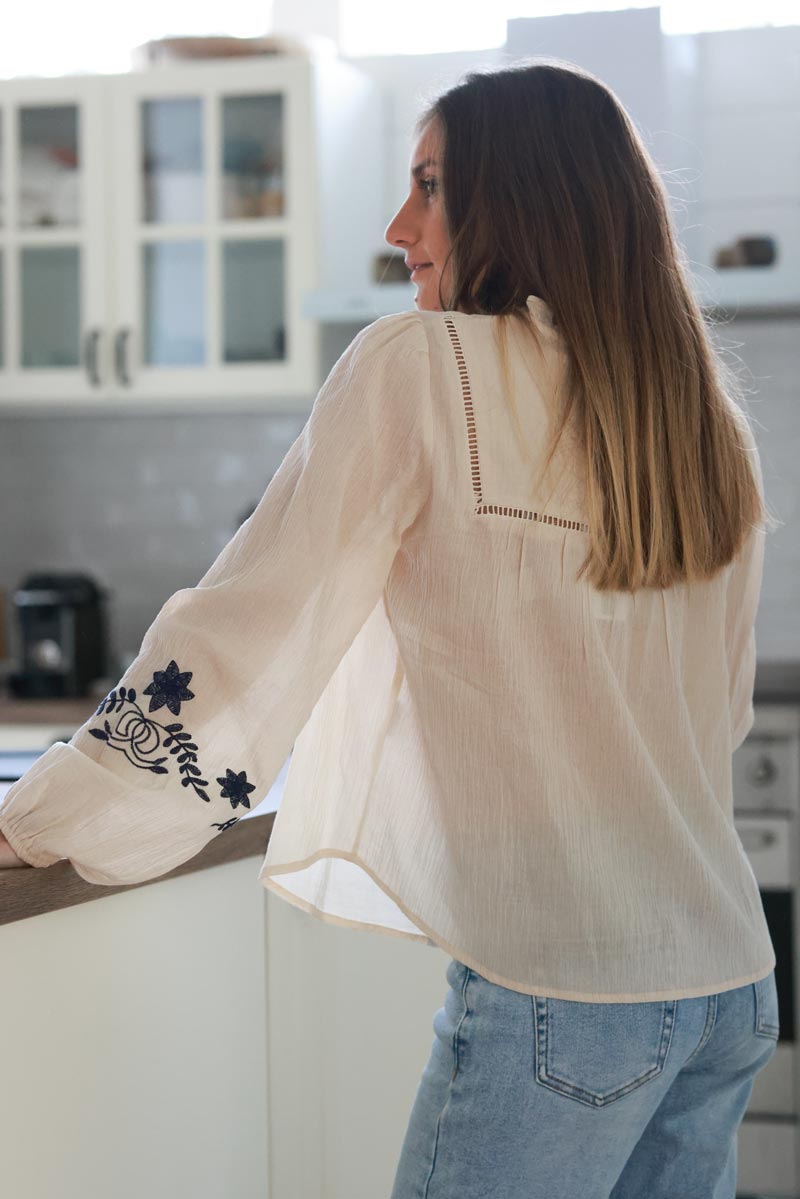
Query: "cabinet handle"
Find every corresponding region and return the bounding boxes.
[114,327,133,387]
[84,328,102,387]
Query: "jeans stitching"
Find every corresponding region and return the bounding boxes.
[683,994,718,1067]
[452,967,471,1079]
[421,964,472,1198]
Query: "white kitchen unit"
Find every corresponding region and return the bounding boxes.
[0,855,271,1199]
[687,25,800,311]
[0,54,383,412]
[264,886,449,1199]
[0,732,289,1198]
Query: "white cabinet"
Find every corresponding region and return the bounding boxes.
[0,857,270,1199]
[686,26,800,311]
[264,887,448,1198]
[0,55,382,412]
[0,76,108,405]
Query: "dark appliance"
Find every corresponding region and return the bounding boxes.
[8,572,109,699]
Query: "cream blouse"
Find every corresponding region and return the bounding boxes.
[0,296,774,1003]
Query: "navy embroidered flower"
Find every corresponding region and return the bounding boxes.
[217,768,256,809]
[143,660,195,716]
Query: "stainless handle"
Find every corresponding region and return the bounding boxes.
[114,327,133,387]
[84,327,102,387]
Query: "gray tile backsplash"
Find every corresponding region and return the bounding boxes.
[1,317,798,673]
[0,409,308,669]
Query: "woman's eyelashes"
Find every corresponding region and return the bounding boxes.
[418,176,438,199]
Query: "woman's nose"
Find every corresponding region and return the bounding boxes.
[384,198,415,249]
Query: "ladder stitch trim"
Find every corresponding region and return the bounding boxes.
[442,317,589,534]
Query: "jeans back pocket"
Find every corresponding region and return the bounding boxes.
[754,972,780,1041]
[532,995,677,1109]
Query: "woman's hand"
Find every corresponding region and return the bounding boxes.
[0,831,32,868]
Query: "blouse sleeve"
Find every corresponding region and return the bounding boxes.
[725,409,766,752]
[0,312,432,884]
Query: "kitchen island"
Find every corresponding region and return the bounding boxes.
[0,694,284,1199]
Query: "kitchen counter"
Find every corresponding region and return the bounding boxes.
[751,660,800,703]
[0,809,275,926]
[0,695,99,724]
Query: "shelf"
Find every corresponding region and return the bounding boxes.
[692,267,800,315]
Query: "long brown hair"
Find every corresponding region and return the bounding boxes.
[416,59,778,591]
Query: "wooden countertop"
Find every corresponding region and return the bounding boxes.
[0,695,99,725]
[0,810,275,927]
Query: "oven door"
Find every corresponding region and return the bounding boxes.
[736,815,795,1118]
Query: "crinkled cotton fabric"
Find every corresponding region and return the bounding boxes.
[0,296,774,1001]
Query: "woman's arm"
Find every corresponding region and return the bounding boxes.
[0,313,432,885]
[0,832,32,868]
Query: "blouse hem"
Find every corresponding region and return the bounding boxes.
[259,849,776,1003]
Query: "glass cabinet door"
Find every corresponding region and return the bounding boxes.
[138,97,207,369]
[21,244,81,367]
[222,238,285,363]
[19,106,82,370]
[221,93,284,220]
[142,97,205,225]
[112,59,314,403]
[221,95,286,365]
[0,78,108,404]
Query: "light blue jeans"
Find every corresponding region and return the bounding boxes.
[390,957,779,1199]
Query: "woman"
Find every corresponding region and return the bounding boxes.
[1,60,780,1198]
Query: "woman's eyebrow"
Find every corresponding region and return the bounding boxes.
[411,158,438,178]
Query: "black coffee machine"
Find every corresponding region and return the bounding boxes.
[8,572,110,699]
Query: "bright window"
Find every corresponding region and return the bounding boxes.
[339,1,800,56]
[3,1,797,78]
[0,1,274,79]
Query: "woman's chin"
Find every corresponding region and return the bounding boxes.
[413,286,441,312]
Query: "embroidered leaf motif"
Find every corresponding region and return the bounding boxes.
[89,729,109,741]
[212,817,240,833]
